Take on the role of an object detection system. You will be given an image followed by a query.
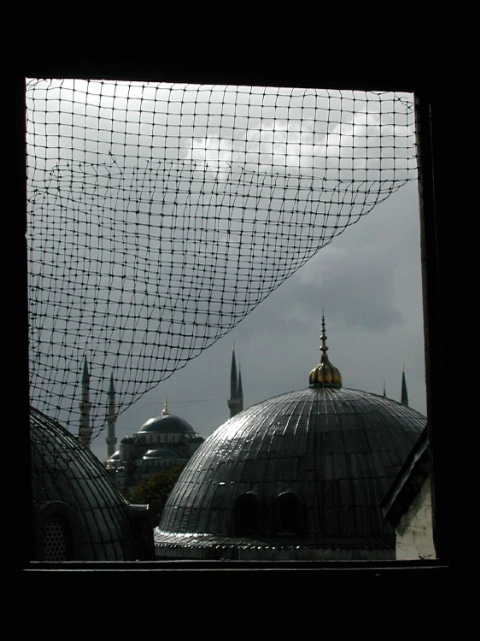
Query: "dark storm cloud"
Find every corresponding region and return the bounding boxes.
[306,257,402,331]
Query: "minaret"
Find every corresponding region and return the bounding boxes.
[237,365,244,414]
[401,363,409,406]
[79,357,92,449]
[106,373,117,457]
[228,345,243,417]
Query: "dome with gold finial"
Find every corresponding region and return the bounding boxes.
[105,396,204,493]
[309,315,342,388]
[139,396,195,434]
[154,315,426,562]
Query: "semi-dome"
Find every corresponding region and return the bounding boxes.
[154,319,426,561]
[139,398,194,434]
[30,407,154,561]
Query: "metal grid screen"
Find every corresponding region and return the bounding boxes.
[26,79,417,446]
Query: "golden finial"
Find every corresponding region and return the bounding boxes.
[309,314,342,388]
[320,313,328,357]
[162,396,170,416]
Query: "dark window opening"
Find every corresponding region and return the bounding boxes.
[42,515,72,561]
[234,494,261,536]
[275,492,302,535]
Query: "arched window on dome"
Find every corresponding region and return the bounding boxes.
[234,493,261,536]
[274,492,302,536]
[42,514,73,561]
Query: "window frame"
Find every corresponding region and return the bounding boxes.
[14,63,452,581]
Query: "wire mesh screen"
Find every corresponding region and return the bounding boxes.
[26,79,417,447]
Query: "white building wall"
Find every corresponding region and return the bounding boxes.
[395,475,436,560]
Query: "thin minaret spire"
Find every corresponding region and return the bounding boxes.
[228,344,243,417]
[401,362,409,406]
[106,372,117,458]
[79,356,92,449]
[237,363,244,413]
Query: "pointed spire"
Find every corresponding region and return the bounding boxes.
[228,345,243,417]
[238,365,244,413]
[230,344,238,398]
[82,356,89,388]
[162,396,170,416]
[309,314,342,388]
[106,372,117,457]
[401,363,409,406]
[108,372,115,397]
[79,356,92,449]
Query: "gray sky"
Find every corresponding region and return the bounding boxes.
[26,79,426,463]
[90,178,426,462]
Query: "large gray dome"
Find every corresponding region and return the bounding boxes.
[155,385,425,560]
[155,319,426,560]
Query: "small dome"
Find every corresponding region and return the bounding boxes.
[139,398,194,434]
[140,414,195,434]
[30,407,152,561]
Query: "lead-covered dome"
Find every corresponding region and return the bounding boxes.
[139,398,195,434]
[31,407,154,561]
[154,319,426,561]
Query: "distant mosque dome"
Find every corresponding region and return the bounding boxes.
[139,415,195,434]
[154,317,426,561]
[30,407,154,561]
[105,397,204,491]
[139,397,195,434]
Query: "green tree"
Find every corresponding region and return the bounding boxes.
[125,466,184,527]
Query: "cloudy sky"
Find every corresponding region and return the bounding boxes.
[89,177,426,462]
[25,79,426,463]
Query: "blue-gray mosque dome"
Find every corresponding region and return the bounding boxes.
[154,318,426,561]
[105,397,204,491]
[139,398,195,434]
[139,414,195,434]
[31,407,154,561]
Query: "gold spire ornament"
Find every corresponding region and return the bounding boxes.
[309,315,342,388]
[162,397,170,416]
